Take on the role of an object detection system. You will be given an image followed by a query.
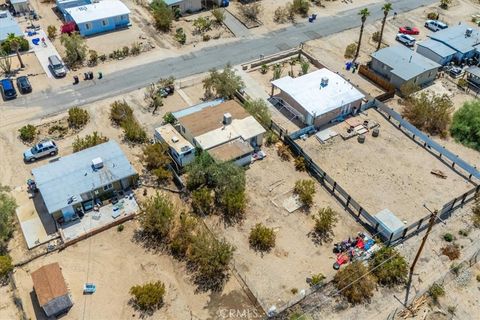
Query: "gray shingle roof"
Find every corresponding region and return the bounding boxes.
[32,141,137,214]
[417,39,457,58]
[429,24,480,54]
[371,45,441,81]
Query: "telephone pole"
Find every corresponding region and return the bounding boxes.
[404,210,438,305]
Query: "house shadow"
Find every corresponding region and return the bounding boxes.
[32,193,58,235]
[29,290,48,320]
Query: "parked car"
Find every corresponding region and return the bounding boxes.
[396,33,416,47]
[16,76,32,94]
[48,55,66,78]
[399,26,420,35]
[425,20,448,32]
[23,140,58,162]
[0,79,17,101]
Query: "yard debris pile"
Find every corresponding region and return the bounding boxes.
[332,232,378,270]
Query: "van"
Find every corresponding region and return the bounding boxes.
[425,20,448,32]
[48,55,67,77]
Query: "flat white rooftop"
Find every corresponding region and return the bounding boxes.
[65,0,130,24]
[272,68,365,118]
[155,124,194,154]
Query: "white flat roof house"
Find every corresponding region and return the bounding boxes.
[271,68,365,127]
[154,124,195,167]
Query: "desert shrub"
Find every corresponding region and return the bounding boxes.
[243,99,271,127]
[117,224,124,232]
[265,130,279,146]
[450,100,480,151]
[212,8,225,24]
[191,187,214,215]
[18,124,36,142]
[273,6,289,23]
[47,25,57,39]
[68,107,90,129]
[441,244,460,260]
[310,273,326,286]
[239,3,262,21]
[458,229,469,237]
[450,262,462,276]
[477,274,480,282]
[369,247,408,287]
[110,100,134,126]
[294,157,306,171]
[400,82,420,98]
[150,0,173,31]
[294,179,315,207]
[130,281,166,312]
[175,28,186,45]
[193,17,212,34]
[443,233,454,242]
[313,207,338,240]
[402,92,453,137]
[260,64,268,74]
[440,0,451,9]
[60,32,87,67]
[130,42,141,55]
[139,193,175,240]
[48,125,67,135]
[122,117,147,143]
[291,288,298,294]
[170,212,197,258]
[300,59,310,75]
[472,196,480,228]
[0,185,16,253]
[457,78,468,89]
[142,143,171,182]
[291,0,310,16]
[98,54,107,62]
[88,50,98,65]
[249,223,276,252]
[277,144,291,161]
[163,112,176,125]
[72,132,109,152]
[0,255,13,279]
[272,63,283,80]
[428,283,445,302]
[427,12,438,19]
[203,64,244,99]
[372,31,381,42]
[344,43,357,58]
[334,261,375,304]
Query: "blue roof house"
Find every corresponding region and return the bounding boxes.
[0,10,24,42]
[417,23,480,65]
[32,141,138,222]
[57,0,131,36]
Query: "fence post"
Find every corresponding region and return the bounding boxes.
[345,195,351,209]
[358,207,363,219]
[402,227,409,239]
[332,181,337,193]
[450,198,457,211]
[461,192,468,205]
[416,218,424,230]
[374,222,380,233]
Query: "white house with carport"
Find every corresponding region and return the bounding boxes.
[271,68,365,128]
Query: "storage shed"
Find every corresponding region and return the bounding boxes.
[374,209,405,242]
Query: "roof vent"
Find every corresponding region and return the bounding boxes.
[223,112,232,125]
[92,157,103,169]
[171,136,179,143]
[466,28,473,37]
[180,146,191,152]
[320,77,329,88]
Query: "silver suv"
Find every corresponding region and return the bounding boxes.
[425,20,448,32]
[48,55,67,78]
[24,140,58,162]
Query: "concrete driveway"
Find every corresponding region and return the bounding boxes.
[27,29,66,78]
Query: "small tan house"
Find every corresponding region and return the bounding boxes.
[31,263,73,317]
[271,68,365,128]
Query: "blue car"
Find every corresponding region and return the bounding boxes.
[1,79,17,101]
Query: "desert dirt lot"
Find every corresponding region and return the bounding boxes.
[296,108,474,224]
[12,221,257,320]
[205,143,365,311]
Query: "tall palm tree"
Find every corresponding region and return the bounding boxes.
[377,3,393,51]
[354,8,370,62]
[7,34,25,69]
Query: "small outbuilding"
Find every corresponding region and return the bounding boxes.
[370,45,440,89]
[154,123,195,167]
[31,263,73,318]
[271,68,365,127]
[0,10,23,42]
[10,0,30,13]
[374,209,405,242]
[163,0,202,13]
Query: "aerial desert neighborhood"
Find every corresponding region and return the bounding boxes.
[1,0,480,319]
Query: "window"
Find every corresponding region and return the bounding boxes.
[85,23,92,30]
[103,183,113,191]
[102,19,109,26]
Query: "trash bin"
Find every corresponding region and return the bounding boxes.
[88,71,94,80]
[98,71,103,79]
[308,17,314,23]
[73,75,79,84]
[312,14,317,20]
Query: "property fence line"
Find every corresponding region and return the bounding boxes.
[8,273,28,320]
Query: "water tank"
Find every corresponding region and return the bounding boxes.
[223,112,232,125]
[92,157,104,169]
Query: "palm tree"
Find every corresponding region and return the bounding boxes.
[377,3,393,51]
[354,8,370,62]
[7,34,25,69]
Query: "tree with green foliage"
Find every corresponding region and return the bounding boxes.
[0,185,16,254]
[18,124,36,142]
[191,187,214,215]
[122,117,147,143]
[68,107,90,129]
[428,283,445,302]
[472,195,480,228]
[294,179,315,207]
[130,281,166,312]
[334,261,376,304]
[249,223,276,252]
[203,64,244,99]
[47,25,57,40]
[212,8,225,24]
[377,3,393,51]
[243,99,271,127]
[144,83,164,115]
[0,50,12,75]
[174,28,186,45]
[163,112,176,125]
[4,34,26,68]
[354,8,370,62]
[300,59,310,75]
[450,100,480,151]
[150,0,173,31]
[272,63,283,80]
[369,246,408,287]
[193,17,212,34]
[188,231,235,291]
[139,193,175,240]
[170,212,198,258]
[72,132,109,152]
[0,255,13,280]
[291,0,310,16]
[312,207,338,242]
[60,32,87,67]
[186,152,215,190]
[110,100,133,126]
[402,92,453,137]
[142,143,171,183]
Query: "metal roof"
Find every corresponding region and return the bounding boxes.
[32,140,137,214]
[271,68,365,118]
[0,10,23,42]
[172,98,224,119]
[417,39,457,58]
[466,65,480,78]
[428,23,480,54]
[371,45,441,81]
[65,0,130,24]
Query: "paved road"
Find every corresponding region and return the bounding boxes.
[2,0,437,124]
[223,9,251,38]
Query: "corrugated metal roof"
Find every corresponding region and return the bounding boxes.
[32,140,136,214]
[429,24,480,54]
[172,98,224,119]
[466,65,480,77]
[371,45,441,81]
[417,39,457,58]
[0,10,24,42]
[65,0,130,24]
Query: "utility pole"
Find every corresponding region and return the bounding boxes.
[404,209,438,305]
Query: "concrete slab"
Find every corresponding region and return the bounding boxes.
[27,29,66,78]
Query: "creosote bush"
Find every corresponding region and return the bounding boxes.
[428,283,445,302]
[18,124,36,142]
[344,43,357,58]
[110,100,134,126]
[277,144,291,161]
[369,246,408,287]
[249,223,276,252]
[72,132,109,152]
[334,261,375,304]
[313,207,338,240]
[294,157,306,171]
[129,281,166,312]
[294,179,315,207]
[68,107,90,129]
[142,143,171,182]
[450,100,480,151]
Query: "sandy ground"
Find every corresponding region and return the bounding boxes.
[0,284,21,320]
[205,143,365,311]
[12,221,256,320]
[296,108,474,224]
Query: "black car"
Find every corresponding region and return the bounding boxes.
[16,76,32,94]
[0,79,17,101]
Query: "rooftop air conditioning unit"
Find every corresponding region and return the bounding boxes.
[92,157,104,169]
[171,136,179,143]
[223,112,232,125]
[466,28,473,37]
[321,77,329,88]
